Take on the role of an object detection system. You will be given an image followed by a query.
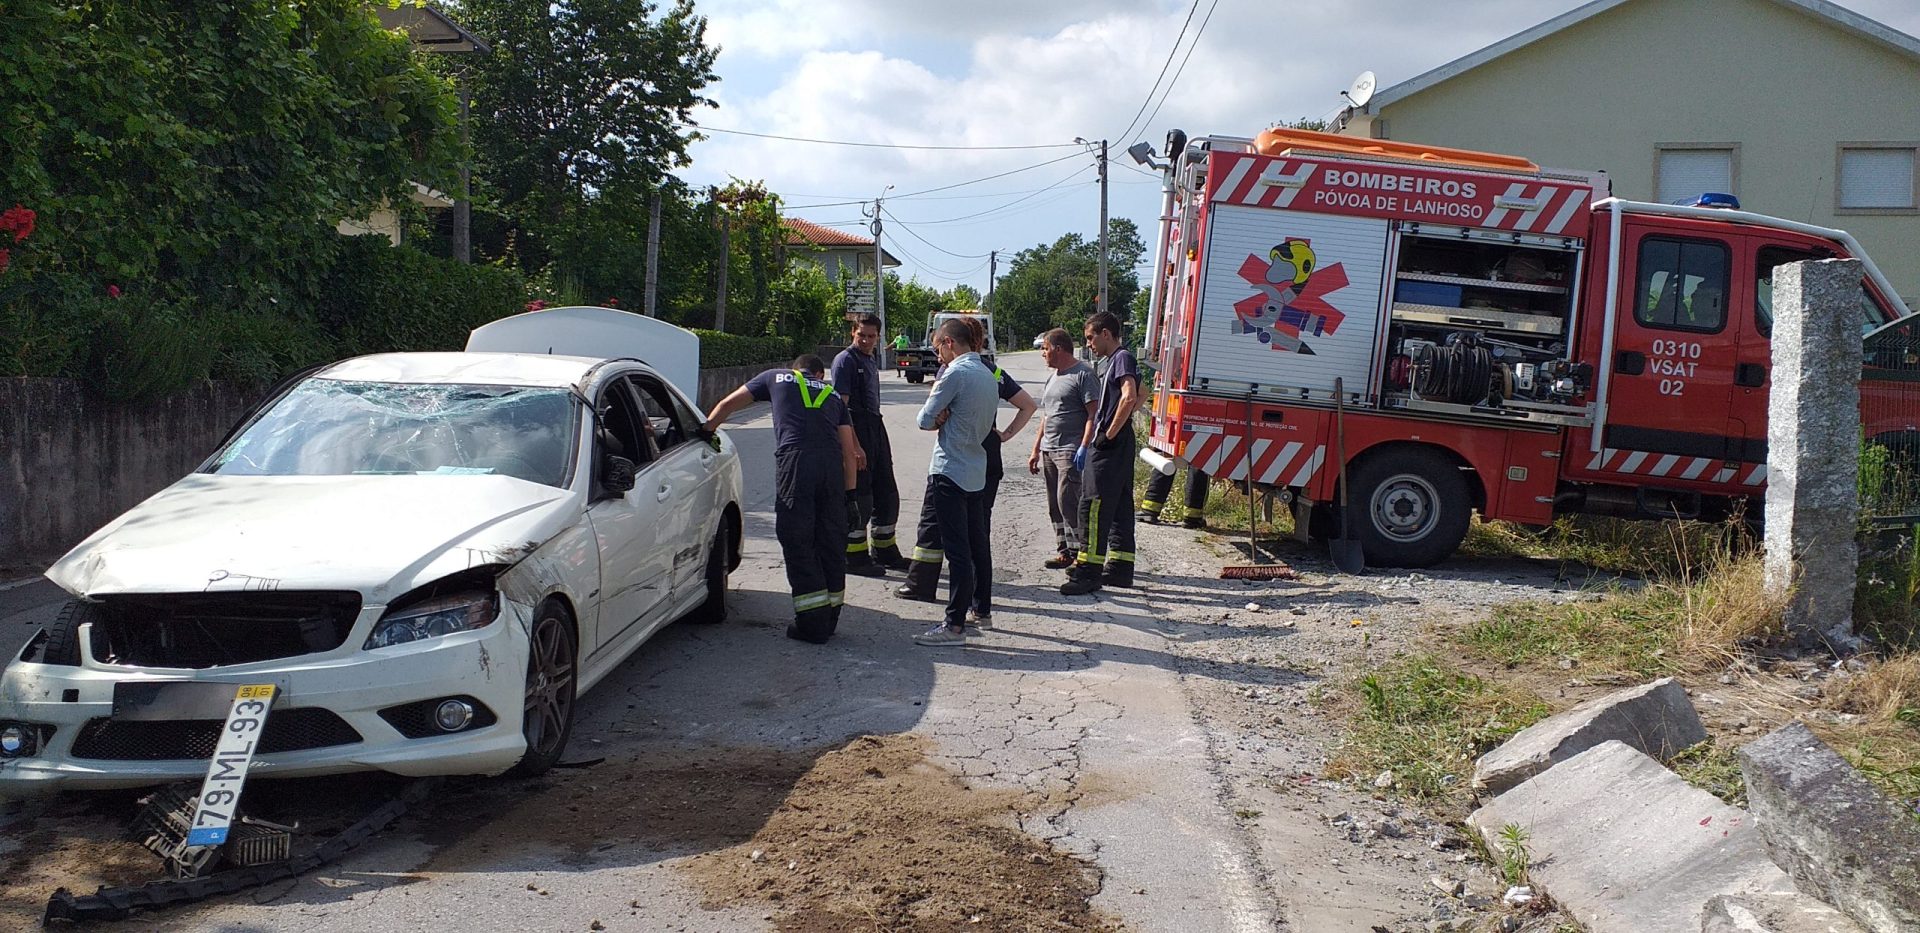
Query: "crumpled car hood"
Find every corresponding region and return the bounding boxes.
[48,474,580,604]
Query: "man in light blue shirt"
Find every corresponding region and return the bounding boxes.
[911,318,997,646]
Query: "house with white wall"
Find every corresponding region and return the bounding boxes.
[1341,0,1920,307]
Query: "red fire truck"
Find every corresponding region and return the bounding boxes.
[1139,127,1916,568]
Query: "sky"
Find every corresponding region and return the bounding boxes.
[681,0,1920,296]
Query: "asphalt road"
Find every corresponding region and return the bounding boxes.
[1,350,1307,931]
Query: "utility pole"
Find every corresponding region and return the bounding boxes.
[871,192,889,340]
[987,250,997,309]
[451,85,471,263]
[712,186,728,332]
[643,187,662,318]
[1097,138,1110,316]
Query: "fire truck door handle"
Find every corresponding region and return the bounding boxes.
[1614,350,1646,375]
[1735,362,1766,387]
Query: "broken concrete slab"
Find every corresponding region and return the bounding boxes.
[1737,722,1920,933]
[1468,741,1794,933]
[1702,891,1866,933]
[1473,676,1707,796]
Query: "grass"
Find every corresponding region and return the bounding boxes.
[1459,514,1758,579]
[1464,555,1785,677]
[1326,653,1551,803]
[1671,740,1748,807]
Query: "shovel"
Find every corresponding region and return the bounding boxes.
[1330,377,1366,574]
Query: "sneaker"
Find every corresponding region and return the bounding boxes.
[969,609,993,630]
[894,583,940,603]
[913,624,968,647]
[848,562,887,578]
[1043,551,1076,570]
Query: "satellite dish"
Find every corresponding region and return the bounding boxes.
[1343,70,1377,108]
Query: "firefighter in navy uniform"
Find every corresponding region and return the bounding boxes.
[1062,311,1143,596]
[1138,466,1211,528]
[704,355,861,644]
[832,314,906,575]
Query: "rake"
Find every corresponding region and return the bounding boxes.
[1220,391,1298,581]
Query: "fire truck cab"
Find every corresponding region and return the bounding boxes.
[1141,127,1913,568]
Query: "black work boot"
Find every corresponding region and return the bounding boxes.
[1181,513,1206,529]
[845,544,885,577]
[787,607,834,644]
[873,543,909,570]
[1058,562,1103,596]
[894,560,941,602]
[1101,562,1136,589]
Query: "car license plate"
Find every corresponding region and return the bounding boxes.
[185,684,276,847]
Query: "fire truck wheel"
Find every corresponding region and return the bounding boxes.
[1348,448,1471,568]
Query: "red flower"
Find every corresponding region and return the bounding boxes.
[525,299,548,312]
[0,206,35,243]
[605,297,620,308]
[106,284,121,298]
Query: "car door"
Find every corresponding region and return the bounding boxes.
[630,373,710,617]
[584,375,673,653]
[1601,222,1740,478]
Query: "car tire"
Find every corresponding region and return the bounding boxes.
[507,601,577,778]
[41,599,94,666]
[685,521,731,625]
[1347,448,1472,569]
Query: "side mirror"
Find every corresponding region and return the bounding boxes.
[696,426,720,450]
[601,456,638,496]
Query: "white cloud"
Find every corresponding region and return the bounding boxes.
[687,0,1920,288]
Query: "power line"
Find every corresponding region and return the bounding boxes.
[891,151,1086,199]
[893,181,1095,232]
[881,207,997,259]
[688,124,1079,151]
[1112,0,1203,146]
[886,165,1093,225]
[882,233,991,281]
[1136,0,1222,143]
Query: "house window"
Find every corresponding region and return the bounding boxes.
[1838,146,1917,211]
[1655,146,1736,204]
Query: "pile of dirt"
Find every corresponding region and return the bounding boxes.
[683,733,1116,932]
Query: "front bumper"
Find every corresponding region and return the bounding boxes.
[0,598,534,799]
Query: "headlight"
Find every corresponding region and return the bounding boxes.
[364,591,499,650]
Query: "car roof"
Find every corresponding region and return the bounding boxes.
[317,352,624,389]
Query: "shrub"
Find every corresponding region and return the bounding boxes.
[318,235,527,359]
[692,329,795,368]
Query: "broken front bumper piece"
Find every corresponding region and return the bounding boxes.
[0,597,533,798]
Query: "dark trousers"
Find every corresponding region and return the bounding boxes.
[929,474,990,627]
[1079,435,1136,567]
[1139,465,1210,518]
[847,411,901,563]
[776,448,848,640]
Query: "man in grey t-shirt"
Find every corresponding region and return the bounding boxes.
[1026,328,1098,569]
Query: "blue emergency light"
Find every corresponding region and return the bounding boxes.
[1693,192,1741,210]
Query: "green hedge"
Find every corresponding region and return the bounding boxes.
[691,329,795,368]
[319,234,527,360]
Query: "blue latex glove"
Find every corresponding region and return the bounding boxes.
[1073,445,1088,472]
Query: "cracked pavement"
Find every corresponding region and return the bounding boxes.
[1,349,1477,931]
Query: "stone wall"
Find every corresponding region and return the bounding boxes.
[0,379,264,564]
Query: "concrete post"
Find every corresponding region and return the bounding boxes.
[1764,258,1864,652]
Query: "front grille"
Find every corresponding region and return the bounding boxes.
[378,696,498,739]
[90,592,362,668]
[69,708,362,761]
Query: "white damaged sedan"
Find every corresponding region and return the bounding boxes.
[0,310,743,796]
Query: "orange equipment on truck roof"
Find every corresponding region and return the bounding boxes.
[1251,126,1541,174]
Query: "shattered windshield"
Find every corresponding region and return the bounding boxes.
[210,380,579,487]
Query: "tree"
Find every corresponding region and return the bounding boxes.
[453,0,717,262]
[991,219,1147,344]
[0,0,459,300]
